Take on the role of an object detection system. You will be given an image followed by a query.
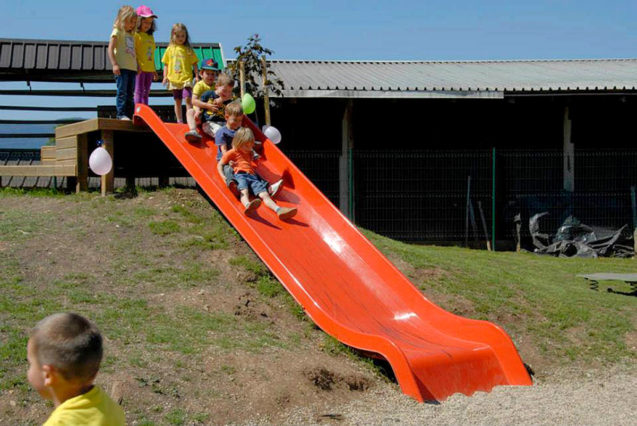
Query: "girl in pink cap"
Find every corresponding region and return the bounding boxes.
[134,5,158,105]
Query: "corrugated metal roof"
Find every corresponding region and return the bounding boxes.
[0,38,224,82]
[262,59,637,98]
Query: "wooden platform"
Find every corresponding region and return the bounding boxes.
[0,118,151,194]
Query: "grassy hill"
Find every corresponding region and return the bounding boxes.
[0,187,635,424]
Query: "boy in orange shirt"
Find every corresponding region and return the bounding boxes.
[217,127,297,219]
[27,313,125,425]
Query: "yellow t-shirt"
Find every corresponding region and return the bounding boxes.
[110,28,137,71]
[192,80,216,116]
[134,32,156,73]
[44,385,125,426]
[161,45,198,87]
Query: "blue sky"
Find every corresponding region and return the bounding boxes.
[1,0,636,125]
[2,0,636,60]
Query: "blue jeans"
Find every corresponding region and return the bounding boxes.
[115,69,136,118]
[235,172,268,196]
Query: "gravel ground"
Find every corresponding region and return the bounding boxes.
[279,368,636,425]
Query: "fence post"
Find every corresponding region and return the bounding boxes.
[261,56,271,126]
[340,100,353,219]
[492,147,496,251]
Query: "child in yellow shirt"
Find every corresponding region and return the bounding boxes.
[27,313,125,425]
[162,23,199,123]
[107,5,138,120]
[134,5,158,105]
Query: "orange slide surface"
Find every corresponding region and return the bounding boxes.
[134,104,532,402]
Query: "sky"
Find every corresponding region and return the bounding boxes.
[1,0,636,125]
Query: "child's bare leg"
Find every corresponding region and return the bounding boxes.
[241,188,261,213]
[186,109,197,131]
[174,99,183,123]
[185,97,193,111]
[259,192,297,219]
[240,189,251,206]
[259,192,279,212]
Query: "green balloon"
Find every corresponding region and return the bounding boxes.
[242,93,256,114]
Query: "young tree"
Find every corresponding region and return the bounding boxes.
[228,34,285,102]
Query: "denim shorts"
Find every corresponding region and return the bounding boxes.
[235,172,268,196]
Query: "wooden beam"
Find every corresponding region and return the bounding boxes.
[76,133,88,192]
[100,130,114,196]
[56,118,149,138]
[0,164,76,176]
[40,146,56,164]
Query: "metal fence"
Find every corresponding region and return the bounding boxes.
[3,147,637,245]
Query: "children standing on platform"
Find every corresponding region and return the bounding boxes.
[218,127,296,219]
[134,5,158,105]
[108,5,138,120]
[162,23,199,123]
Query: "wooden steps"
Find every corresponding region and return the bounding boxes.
[0,118,150,194]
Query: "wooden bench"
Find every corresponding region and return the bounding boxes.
[0,118,150,194]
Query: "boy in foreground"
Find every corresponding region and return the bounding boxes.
[27,312,125,425]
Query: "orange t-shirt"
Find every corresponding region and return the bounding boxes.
[220,149,254,174]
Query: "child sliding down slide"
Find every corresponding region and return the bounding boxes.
[217,127,296,220]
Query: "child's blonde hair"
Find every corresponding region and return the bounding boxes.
[169,23,192,48]
[225,101,243,117]
[232,127,254,150]
[30,313,103,382]
[216,73,234,88]
[113,5,136,31]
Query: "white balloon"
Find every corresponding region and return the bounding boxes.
[89,146,113,176]
[264,125,282,144]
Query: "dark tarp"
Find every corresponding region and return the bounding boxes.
[529,213,634,258]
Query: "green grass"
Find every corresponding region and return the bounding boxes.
[364,229,637,367]
[1,187,635,423]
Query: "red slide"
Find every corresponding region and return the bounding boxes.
[134,104,532,402]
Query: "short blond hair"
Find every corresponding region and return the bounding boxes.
[216,73,234,88]
[30,313,103,382]
[225,101,243,117]
[113,5,136,31]
[232,127,254,150]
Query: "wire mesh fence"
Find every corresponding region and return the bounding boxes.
[3,147,637,246]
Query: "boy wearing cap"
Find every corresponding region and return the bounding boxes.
[185,58,220,142]
[134,5,158,105]
[185,70,234,144]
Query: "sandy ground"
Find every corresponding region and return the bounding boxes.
[278,368,636,425]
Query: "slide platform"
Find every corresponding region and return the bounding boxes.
[133,104,532,401]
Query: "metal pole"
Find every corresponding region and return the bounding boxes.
[492,147,496,251]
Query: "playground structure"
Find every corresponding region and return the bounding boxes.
[128,104,531,401]
[0,100,533,400]
[0,104,533,400]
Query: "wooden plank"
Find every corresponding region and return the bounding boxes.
[41,146,56,164]
[56,118,150,139]
[55,147,78,161]
[76,133,88,192]
[55,119,99,138]
[57,159,76,166]
[101,130,114,196]
[0,164,76,176]
[55,135,78,150]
